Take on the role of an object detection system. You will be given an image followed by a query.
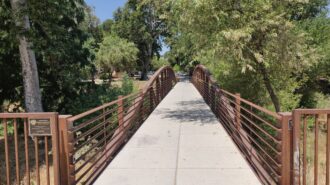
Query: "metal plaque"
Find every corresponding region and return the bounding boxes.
[29,118,52,136]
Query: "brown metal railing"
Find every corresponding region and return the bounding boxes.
[0,113,61,185]
[292,109,330,185]
[2,64,330,185]
[192,65,291,185]
[192,65,330,185]
[60,66,176,185]
[0,66,176,185]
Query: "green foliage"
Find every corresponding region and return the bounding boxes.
[173,64,181,73]
[296,16,330,108]
[152,56,169,70]
[111,0,167,79]
[64,84,119,115]
[96,35,138,81]
[0,0,329,115]
[314,92,330,108]
[64,80,134,115]
[155,0,328,111]
[121,73,134,95]
[0,0,23,111]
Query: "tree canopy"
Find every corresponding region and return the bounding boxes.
[0,0,329,113]
[96,35,138,83]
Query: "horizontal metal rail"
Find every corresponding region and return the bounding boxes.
[192,65,289,185]
[63,66,177,185]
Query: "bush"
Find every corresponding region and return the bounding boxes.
[121,73,134,95]
[64,75,135,115]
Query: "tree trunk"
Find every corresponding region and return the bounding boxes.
[108,70,113,86]
[140,42,153,81]
[140,58,150,80]
[259,63,281,112]
[10,0,43,112]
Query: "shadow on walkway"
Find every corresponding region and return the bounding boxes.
[152,99,217,124]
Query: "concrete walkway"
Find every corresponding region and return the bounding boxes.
[94,80,261,185]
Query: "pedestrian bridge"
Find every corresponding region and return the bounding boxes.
[1,65,330,185]
[94,79,261,185]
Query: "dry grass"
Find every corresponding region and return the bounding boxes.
[303,118,328,185]
[0,135,55,185]
[0,135,98,185]
[94,78,147,91]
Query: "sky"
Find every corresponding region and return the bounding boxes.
[85,0,169,55]
[85,0,127,22]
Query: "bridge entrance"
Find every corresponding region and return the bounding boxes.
[1,65,330,185]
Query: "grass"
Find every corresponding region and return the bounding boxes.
[301,116,328,185]
[0,134,54,185]
[94,76,147,91]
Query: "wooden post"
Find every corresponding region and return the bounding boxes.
[278,112,293,185]
[118,96,124,132]
[235,93,241,131]
[58,115,72,185]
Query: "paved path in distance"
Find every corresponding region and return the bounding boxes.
[94,80,261,185]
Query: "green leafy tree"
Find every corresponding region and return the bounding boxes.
[96,35,138,85]
[112,0,167,80]
[0,0,103,113]
[0,0,22,112]
[160,0,322,112]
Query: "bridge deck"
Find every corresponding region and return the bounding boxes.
[94,80,261,185]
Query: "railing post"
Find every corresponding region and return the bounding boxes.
[140,89,144,121]
[210,85,215,112]
[161,72,164,98]
[58,115,72,185]
[118,95,124,132]
[205,76,209,104]
[66,121,75,185]
[278,112,293,185]
[292,110,301,185]
[149,88,154,113]
[235,93,241,130]
[164,70,167,95]
[156,78,160,104]
[49,113,61,185]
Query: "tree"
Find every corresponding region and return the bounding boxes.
[112,0,167,80]
[27,0,96,112]
[0,0,22,112]
[101,19,114,35]
[160,0,320,112]
[10,0,43,112]
[96,35,138,84]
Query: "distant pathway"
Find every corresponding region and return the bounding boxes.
[94,79,261,185]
